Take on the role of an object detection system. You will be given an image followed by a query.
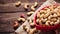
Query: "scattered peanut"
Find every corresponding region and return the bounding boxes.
[13,21,19,30]
[15,1,21,7]
[30,23,35,28]
[17,18,25,22]
[23,25,27,31]
[28,28,38,34]
[34,2,38,8]
[27,12,34,16]
[23,25,30,32]
[24,3,29,11]
[31,6,35,11]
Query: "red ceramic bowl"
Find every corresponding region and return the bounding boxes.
[34,5,60,31]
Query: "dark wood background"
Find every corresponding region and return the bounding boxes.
[0,0,60,34]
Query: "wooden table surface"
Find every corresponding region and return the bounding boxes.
[0,0,60,34]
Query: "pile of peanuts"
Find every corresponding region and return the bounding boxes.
[36,5,60,26]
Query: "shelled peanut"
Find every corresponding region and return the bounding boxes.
[15,1,21,7]
[24,3,29,11]
[17,18,26,22]
[13,21,19,30]
[27,11,34,17]
[28,28,38,34]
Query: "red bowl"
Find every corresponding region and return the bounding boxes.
[34,5,60,31]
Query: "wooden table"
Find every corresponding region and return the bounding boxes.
[0,0,60,34]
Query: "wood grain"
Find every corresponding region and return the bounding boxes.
[0,12,27,33]
[0,2,43,13]
[0,33,15,34]
[0,0,46,4]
